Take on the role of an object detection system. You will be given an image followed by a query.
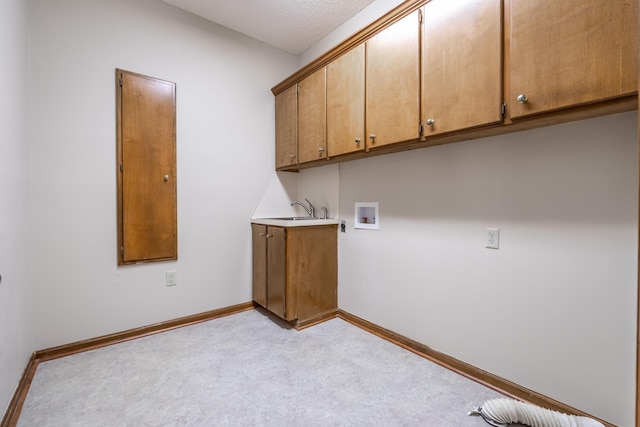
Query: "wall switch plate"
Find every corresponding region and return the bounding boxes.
[166,270,177,286]
[486,228,500,249]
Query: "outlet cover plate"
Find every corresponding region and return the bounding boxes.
[166,270,177,286]
[486,228,500,249]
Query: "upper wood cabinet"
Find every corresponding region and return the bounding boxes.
[298,68,327,163]
[272,0,638,171]
[275,85,298,169]
[509,0,638,119]
[421,0,502,136]
[327,44,365,157]
[366,10,421,149]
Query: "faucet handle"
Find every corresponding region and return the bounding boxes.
[304,198,316,217]
[320,206,328,219]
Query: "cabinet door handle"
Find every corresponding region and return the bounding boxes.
[318,147,324,153]
[517,94,528,104]
[355,137,361,144]
[369,134,376,140]
[265,234,273,238]
[426,118,435,127]
[259,233,265,237]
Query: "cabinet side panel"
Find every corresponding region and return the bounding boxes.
[288,226,338,323]
[251,224,267,308]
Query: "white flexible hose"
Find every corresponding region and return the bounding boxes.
[470,398,604,427]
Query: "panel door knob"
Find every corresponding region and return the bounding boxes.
[517,94,528,104]
[426,118,435,127]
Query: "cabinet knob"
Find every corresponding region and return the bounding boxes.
[517,94,528,104]
[289,154,296,160]
[355,137,361,144]
[259,232,265,237]
[369,134,376,140]
[426,118,435,127]
[265,234,273,238]
[318,147,324,153]
[163,175,170,181]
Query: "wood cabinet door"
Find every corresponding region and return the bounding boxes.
[298,68,327,163]
[422,0,502,136]
[251,224,267,308]
[275,85,298,169]
[267,227,290,320]
[117,69,177,265]
[327,44,365,157]
[509,0,637,119]
[366,10,421,148]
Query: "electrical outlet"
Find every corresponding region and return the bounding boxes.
[486,228,500,249]
[166,270,177,287]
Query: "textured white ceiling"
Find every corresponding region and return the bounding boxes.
[162,0,377,54]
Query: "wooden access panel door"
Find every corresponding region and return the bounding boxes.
[327,44,365,157]
[267,227,290,320]
[251,224,268,308]
[366,10,420,149]
[117,69,177,265]
[275,85,298,169]
[509,0,637,119]
[298,68,327,163]
[422,0,502,136]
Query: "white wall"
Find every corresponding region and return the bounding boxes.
[28,0,299,349]
[297,1,638,425]
[0,0,32,415]
[333,112,637,426]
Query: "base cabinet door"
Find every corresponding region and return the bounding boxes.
[266,226,290,320]
[251,224,267,308]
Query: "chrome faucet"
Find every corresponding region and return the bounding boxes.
[291,198,315,217]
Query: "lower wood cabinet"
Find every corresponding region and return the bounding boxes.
[252,223,338,328]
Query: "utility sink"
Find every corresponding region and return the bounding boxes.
[267,216,320,221]
[251,217,340,227]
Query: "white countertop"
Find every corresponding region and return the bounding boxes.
[251,217,340,227]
